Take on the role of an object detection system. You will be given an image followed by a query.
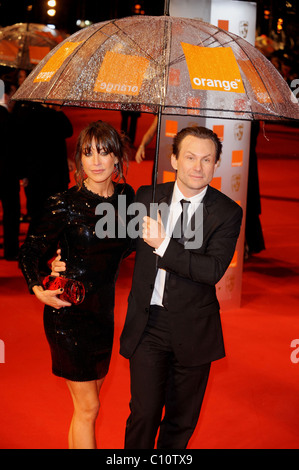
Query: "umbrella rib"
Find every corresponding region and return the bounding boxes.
[98,18,172,106]
[168,28,233,68]
[52,97,292,120]
[108,19,165,66]
[235,42,277,111]
[161,16,172,107]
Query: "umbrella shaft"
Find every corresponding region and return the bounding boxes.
[152,107,162,203]
[164,0,170,16]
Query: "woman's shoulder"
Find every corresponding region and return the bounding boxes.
[115,182,135,200]
[46,185,79,208]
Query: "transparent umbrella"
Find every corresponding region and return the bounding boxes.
[12,15,299,196]
[0,23,67,70]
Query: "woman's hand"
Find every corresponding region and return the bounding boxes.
[32,285,71,309]
[51,248,66,276]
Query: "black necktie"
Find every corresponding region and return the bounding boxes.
[162,199,190,308]
[172,199,190,240]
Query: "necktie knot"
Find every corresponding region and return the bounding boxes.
[180,199,190,232]
[180,199,190,211]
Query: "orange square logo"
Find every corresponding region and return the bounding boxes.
[165,120,178,138]
[34,42,82,82]
[29,46,50,64]
[232,150,243,167]
[0,40,18,61]
[210,177,221,191]
[94,51,149,96]
[218,20,229,31]
[187,97,201,115]
[163,171,176,183]
[213,125,224,141]
[181,43,245,94]
[237,58,271,104]
[169,68,180,86]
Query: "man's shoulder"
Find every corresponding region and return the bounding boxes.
[206,185,243,216]
[136,182,174,200]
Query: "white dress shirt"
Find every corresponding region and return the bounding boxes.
[150,182,207,307]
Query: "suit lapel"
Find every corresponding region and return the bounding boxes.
[180,186,212,245]
[154,183,219,246]
[155,183,174,229]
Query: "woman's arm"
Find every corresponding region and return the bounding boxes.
[19,193,71,308]
[135,116,158,163]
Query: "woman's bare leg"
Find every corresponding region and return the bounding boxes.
[66,377,105,449]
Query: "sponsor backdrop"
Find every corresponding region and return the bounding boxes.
[158,0,257,309]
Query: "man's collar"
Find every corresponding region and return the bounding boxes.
[172,181,208,205]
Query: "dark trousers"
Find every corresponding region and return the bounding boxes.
[125,305,211,449]
[120,111,140,145]
[0,183,20,259]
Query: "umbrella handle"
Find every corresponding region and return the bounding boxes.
[164,0,170,16]
[152,107,162,203]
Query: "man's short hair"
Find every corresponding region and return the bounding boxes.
[172,126,222,163]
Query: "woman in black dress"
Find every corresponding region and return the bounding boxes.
[19,121,135,448]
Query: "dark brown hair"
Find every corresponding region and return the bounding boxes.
[75,120,129,188]
[172,126,222,163]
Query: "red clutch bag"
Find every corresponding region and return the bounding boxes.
[42,275,85,305]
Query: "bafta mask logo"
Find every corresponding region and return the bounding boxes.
[226,274,235,293]
[231,174,241,192]
[239,21,249,39]
[234,123,244,141]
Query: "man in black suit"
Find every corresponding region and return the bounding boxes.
[120,125,243,449]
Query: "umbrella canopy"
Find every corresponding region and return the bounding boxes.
[13,15,299,121]
[0,23,67,70]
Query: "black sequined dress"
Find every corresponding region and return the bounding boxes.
[19,183,135,381]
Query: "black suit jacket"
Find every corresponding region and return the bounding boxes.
[120,182,243,367]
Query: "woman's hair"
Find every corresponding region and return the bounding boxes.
[74,120,129,188]
[172,126,222,163]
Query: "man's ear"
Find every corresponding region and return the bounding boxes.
[170,154,178,171]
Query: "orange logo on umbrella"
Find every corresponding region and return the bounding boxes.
[181,42,245,94]
[0,40,18,61]
[34,42,82,82]
[94,51,149,96]
[29,46,51,65]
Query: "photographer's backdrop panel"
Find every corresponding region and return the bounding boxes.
[158,0,257,309]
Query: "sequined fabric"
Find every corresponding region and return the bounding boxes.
[19,183,135,381]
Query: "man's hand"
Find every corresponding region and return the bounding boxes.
[51,248,66,276]
[142,212,166,249]
[32,285,71,309]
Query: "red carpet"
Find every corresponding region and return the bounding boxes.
[0,112,298,449]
